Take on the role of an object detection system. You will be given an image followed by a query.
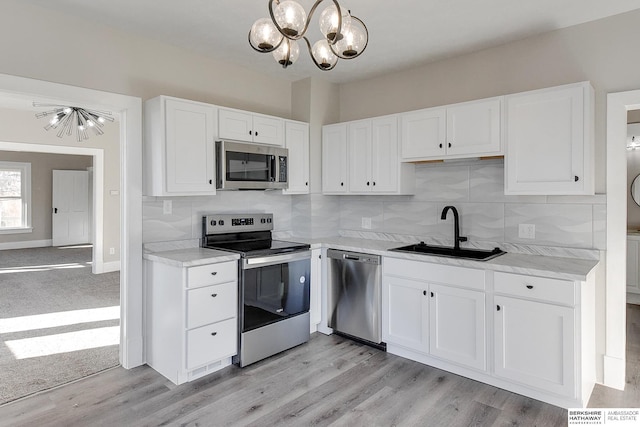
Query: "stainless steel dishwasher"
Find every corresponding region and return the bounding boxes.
[327,249,384,349]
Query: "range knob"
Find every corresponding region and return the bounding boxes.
[219,220,225,226]
[267,218,272,223]
[210,220,217,226]
[261,218,266,224]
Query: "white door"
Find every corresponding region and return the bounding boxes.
[348,120,372,193]
[382,276,429,353]
[371,116,399,192]
[52,170,90,246]
[429,284,486,371]
[446,98,502,157]
[494,295,575,397]
[400,107,446,160]
[322,123,348,194]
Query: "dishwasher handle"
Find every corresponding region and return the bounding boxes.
[327,249,381,265]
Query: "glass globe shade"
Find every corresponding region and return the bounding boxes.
[249,18,282,51]
[332,16,367,58]
[311,39,338,69]
[273,0,306,37]
[272,39,300,67]
[318,4,350,42]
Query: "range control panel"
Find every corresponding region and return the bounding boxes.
[204,213,273,234]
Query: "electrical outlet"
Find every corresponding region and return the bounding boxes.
[163,200,172,215]
[109,247,115,255]
[518,223,536,239]
[361,217,372,229]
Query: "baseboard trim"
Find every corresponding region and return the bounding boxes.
[603,355,626,390]
[0,239,52,250]
[101,260,121,273]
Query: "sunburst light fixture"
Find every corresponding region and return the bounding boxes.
[34,103,115,142]
[248,0,368,71]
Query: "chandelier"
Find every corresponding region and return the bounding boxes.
[248,0,368,71]
[34,103,114,142]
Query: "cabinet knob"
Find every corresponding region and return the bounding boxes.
[439,143,443,149]
[525,285,534,290]
[574,176,579,182]
[448,142,452,148]
[430,292,434,297]
[211,293,218,298]
[305,182,308,186]
[367,181,370,186]
[422,290,427,296]
[211,271,217,276]
[249,130,252,135]
[211,332,217,336]
[341,182,344,186]
[255,131,259,136]
[496,305,501,311]
[373,182,376,186]
[209,179,213,185]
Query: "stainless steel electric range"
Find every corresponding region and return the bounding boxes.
[202,213,311,367]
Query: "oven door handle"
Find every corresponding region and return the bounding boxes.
[242,250,311,269]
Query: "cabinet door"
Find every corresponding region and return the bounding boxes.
[253,115,285,146]
[505,84,592,195]
[446,98,501,157]
[382,276,429,353]
[371,116,399,193]
[309,249,322,330]
[283,122,310,194]
[186,318,237,370]
[322,123,348,193]
[429,284,486,371]
[218,109,253,142]
[400,107,446,160]
[348,120,372,193]
[165,99,216,194]
[627,238,640,293]
[494,295,575,397]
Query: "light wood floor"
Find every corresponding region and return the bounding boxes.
[1,305,638,427]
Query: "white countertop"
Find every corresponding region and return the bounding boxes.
[292,237,599,282]
[143,237,599,282]
[143,247,240,268]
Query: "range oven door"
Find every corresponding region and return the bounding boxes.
[240,251,310,332]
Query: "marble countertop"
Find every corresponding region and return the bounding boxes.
[143,248,240,268]
[293,237,599,282]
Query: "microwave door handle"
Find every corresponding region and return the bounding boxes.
[270,155,276,182]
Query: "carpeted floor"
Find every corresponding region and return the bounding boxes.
[0,246,120,405]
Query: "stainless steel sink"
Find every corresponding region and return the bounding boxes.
[389,242,505,261]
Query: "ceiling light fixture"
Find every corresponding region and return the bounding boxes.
[248,0,368,71]
[33,103,114,142]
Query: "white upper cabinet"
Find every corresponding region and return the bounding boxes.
[400,97,502,161]
[219,108,284,146]
[144,96,217,196]
[322,123,349,194]
[504,81,594,195]
[324,116,414,195]
[283,121,310,194]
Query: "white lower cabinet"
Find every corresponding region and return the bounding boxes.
[382,256,596,408]
[382,276,429,353]
[494,295,574,397]
[145,258,238,385]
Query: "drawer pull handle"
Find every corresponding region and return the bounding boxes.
[211,272,217,276]
[211,293,218,298]
[496,305,501,311]
[211,332,217,336]
[525,285,534,289]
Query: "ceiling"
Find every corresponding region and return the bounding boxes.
[19,0,640,84]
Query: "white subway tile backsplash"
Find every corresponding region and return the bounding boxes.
[414,164,469,201]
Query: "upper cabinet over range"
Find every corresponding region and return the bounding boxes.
[400,97,502,161]
[504,81,594,195]
[218,108,284,146]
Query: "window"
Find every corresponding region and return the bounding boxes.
[0,161,32,233]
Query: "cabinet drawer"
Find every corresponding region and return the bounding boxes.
[384,257,485,291]
[187,261,236,288]
[186,318,237,369]
[494,272,575,306]
[187,282,237,328]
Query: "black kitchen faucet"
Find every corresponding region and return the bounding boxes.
[441,206,468,251]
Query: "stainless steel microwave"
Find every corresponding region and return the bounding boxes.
[215,140,288,190]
